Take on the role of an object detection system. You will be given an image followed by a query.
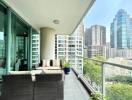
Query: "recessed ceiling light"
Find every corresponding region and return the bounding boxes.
[53,19,60,24]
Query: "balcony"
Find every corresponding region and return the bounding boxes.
[0,0,132,100]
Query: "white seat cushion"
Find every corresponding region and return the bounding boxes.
[43,59,50,67]
[45,59,50,67]
[9,71,31,74]
[53,59,57,67]
[53,59,60,67]
[42,60,46,67]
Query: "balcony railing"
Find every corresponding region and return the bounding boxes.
[75,58,132,100]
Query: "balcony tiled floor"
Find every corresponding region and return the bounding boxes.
[64,71,90,100]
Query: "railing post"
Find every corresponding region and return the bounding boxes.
[102,63,105,98]
[6,8,11,74]
[28,27,32,70]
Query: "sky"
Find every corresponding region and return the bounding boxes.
[83,0,132,42]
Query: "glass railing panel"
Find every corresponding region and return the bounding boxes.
[83,59,103,93]
[105,64,132,100]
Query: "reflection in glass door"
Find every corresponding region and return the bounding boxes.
[11,14,29,71]
[16,36,25,60]
[0,5,6,73]
[16,35,28,71]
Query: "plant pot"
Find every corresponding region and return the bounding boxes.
[64,68,70,74]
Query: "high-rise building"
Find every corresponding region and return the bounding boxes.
[55,35,83,74]
[110,9,132,49]
[85,25,106,58]
[32,34,40,65]
[85,25,106,46]
[108,9,132,59]
[55,24,84,74]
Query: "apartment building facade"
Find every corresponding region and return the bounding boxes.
[85,25,106,58]
[32,34,40,66]
[55,23,84,74]
[55,34,83,74]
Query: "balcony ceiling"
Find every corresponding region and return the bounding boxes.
[4,0,95,34]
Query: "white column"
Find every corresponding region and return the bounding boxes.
[40,27,55,60]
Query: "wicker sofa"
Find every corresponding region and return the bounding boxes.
[1,74,33,100]
[0,71,64,100]
[34,73,63,100]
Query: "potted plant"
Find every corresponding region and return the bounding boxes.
[63,61,71,74]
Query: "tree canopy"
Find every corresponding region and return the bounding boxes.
[83,58,102,85]
[106,83,132,100]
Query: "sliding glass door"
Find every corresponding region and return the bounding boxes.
[11,14,29,71]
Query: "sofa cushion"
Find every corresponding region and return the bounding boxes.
[53,59,60,67]
[42,59,50,67]
[9,71,31,75]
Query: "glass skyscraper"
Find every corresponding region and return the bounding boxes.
[110,9,132,49]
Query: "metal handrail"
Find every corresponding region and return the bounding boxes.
[76,56,132,97]
[89,58,132,70]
